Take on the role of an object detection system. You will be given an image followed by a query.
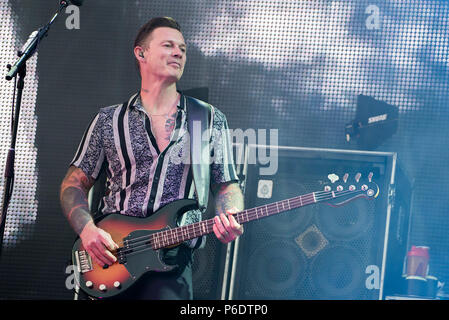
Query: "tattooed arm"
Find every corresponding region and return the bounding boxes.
[60,166,95,235]
[60,166,118,266]
[211,181,245,244]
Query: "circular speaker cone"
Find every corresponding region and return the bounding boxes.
[310,246,365,299]
[316,199,373,241]
[260,180,316,237]
[246,240,306,297]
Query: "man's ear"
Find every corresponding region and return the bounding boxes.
[134,46,146,61]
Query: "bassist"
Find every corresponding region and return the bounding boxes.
[60,17,244,300]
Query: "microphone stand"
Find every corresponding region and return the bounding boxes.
[0,1,71,258]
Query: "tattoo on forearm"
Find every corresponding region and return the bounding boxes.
[60,167,94,235]
[215,183,244,215]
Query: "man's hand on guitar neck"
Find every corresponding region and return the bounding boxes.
[213,207,244,244]
[212,182,245,244]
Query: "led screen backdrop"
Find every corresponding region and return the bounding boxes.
[0,1,39,248]
[0,0,448,299]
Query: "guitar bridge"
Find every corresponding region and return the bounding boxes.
[75,250,93,273]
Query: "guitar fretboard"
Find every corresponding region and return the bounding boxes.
[151,192,318,250]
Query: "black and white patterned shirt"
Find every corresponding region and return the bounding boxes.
[70,92,239,248]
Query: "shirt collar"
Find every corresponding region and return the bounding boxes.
[128,91,185,111]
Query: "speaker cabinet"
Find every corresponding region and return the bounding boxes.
[229,145,410,300]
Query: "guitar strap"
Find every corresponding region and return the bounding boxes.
[184,94,212,213]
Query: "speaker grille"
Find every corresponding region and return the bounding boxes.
[244,239,307,298]
[316,198,374,241]
[310,246,365,299]
[192,236,226,299]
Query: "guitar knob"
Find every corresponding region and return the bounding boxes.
[343,173,349,183]
[99,284,107,292]
[85,281,93,289]
[113,281,121,289]
[355,172,361,183]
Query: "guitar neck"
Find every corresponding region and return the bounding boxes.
[151,192,319,250]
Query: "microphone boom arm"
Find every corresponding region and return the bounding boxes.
[5,1,71,81]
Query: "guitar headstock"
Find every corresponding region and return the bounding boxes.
[323,172,379,202]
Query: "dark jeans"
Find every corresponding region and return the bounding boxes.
[76,245,193,300]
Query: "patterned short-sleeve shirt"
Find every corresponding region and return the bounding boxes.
[70,92,239,248]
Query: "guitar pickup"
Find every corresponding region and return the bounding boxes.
[75,250,93,273]
[116,247,128,264]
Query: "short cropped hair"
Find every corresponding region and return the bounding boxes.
[133,17,182,72]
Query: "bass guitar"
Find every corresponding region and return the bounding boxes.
[72,173,379,298]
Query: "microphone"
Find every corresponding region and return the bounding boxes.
[68,0,84,6]
[18,30,39,57]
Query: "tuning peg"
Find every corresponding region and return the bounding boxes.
[328,173,339,184]
[355,172,361,183]
[368,172,373,182]
[343,173,349,183]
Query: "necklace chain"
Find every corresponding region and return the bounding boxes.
[147,102,177,119]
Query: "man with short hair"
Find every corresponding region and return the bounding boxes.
[60,17,244,300]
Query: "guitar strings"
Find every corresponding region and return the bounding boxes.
[120,188,351,248]
[117,190,325,251]
[113,188,364,259]
[117,191,311,246]
[116,188,362,258]
[117,188,362,258]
